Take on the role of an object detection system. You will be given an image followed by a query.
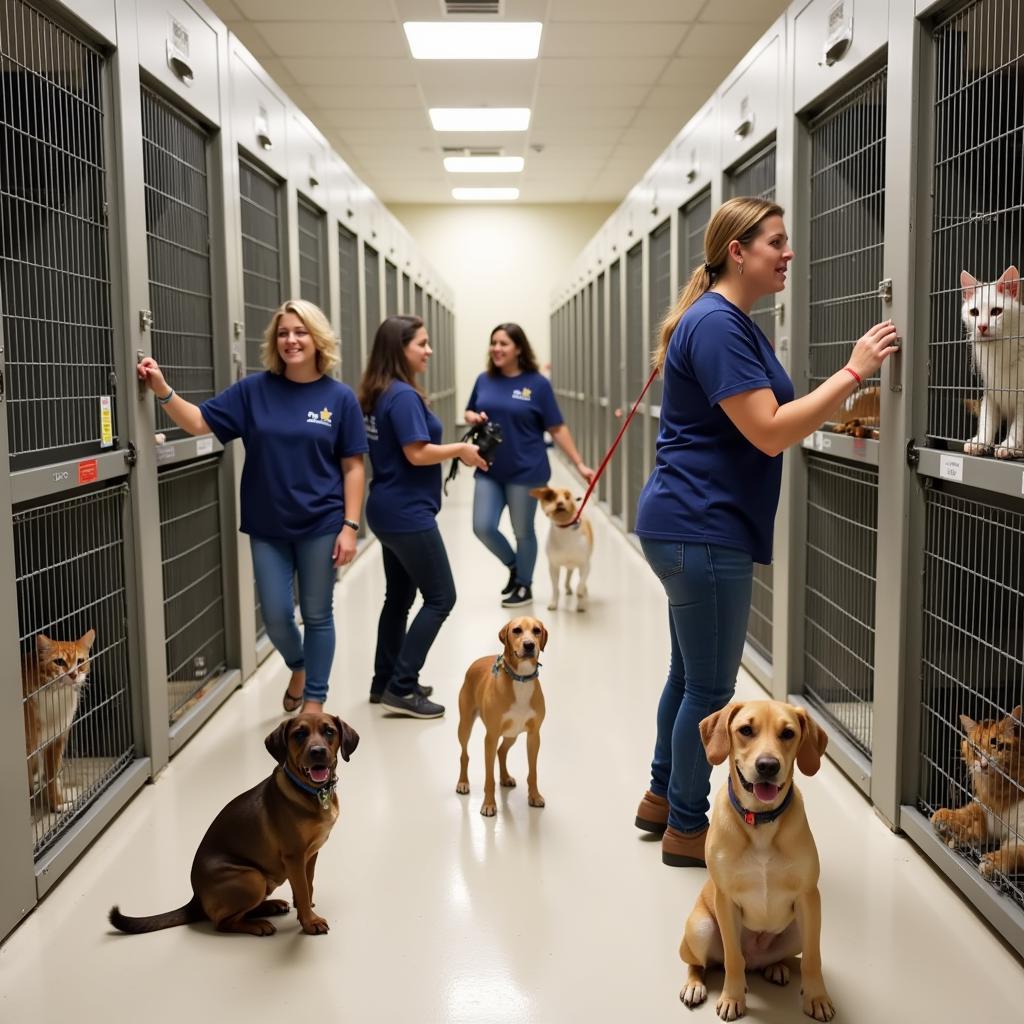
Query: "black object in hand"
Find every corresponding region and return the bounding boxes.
[466,419,503,466]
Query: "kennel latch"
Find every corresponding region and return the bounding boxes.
[877,278,893,303]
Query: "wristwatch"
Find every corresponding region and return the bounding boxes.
[342,518,360,532]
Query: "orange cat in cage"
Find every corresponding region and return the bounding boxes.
[931,705,1024,880]
[22,629,96,811]
[831,386,880,438]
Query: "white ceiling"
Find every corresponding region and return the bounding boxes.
[207,0,789,205]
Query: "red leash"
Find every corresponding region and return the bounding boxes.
[559,367,660,527]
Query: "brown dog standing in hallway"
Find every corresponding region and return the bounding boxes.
[678,700,833,1021]
[109,712,358,937]
[456,617,548,816]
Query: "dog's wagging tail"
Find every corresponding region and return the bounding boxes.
[109,896,205,934]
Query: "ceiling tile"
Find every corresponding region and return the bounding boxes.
[227,20,272,58]
[531,108,634,130]
[205,0,243,18]
[302,85,423,109]
[243,0,389,16]
[415,62,537,107]
[527,127,625,148]
[549,0,702,21]
[629,102,702,133]
[677,22,765,60]
[658,56,734,87]
[528,143,616,162]
[281,57,419,86]
[534,83,650,108]
[539,58,665,86]
[318,108,431,131]
[541,22,689,58]
[700,0,789,24]
[253,22,407,58]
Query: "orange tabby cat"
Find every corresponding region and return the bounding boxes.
[831,386,880,438]
[931,705,1024,879]
[22,629,96,811]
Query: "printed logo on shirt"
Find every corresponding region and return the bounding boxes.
[512,387,532,402]
[364,414,379,441]
[307,407,333,428]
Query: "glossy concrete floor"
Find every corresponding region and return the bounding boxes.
[1,468,1022,1023]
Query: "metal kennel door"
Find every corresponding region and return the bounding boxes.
[141,86,215,444]
[297,196,326,310]
[363,242,380,351]
[648,218,671,412]
[625,242,644,531]
[609,259,624,521]
[1,0,118,470]
[338,224,361,391]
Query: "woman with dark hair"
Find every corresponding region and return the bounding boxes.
[632,197,898,868]
[464,323,594,607]
[359,315,487,719]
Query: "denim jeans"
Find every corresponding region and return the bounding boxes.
[640,539,754,834]
[472,474,541,586]
[250,533,338,705]
[371,525,456,699]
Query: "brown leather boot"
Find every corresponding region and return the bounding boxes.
[635,790,669,834]
[661,824,708,867]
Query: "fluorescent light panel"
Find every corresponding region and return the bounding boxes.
[429,108,530,132]
[444,156,524,173]
[404,22,542,60]
[452,187,519,201]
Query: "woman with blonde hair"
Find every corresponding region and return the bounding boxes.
[632,197,898,867]
[137,299,367,714]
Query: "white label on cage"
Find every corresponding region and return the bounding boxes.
[939,454,963,482]
[827,0,846,35]
[171,17,190,58]
[255,104,269,138]
[803,431,821,450]
[99,396,113,448]
[196,437,213,456]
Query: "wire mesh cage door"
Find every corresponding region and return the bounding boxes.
[141,86,215,444]
[385,259,398,317]
[158,459,228,723]
[625,242,644,531]
[1,0,119,470]
[802,454,878,757]
[928,0,1024,457]
[728,147,779,665]
[609,259,624,520]
[16,485,135,858]
[648,218,671,411]
[596,271,608,504]
[585,280,596,462]
[239,155,283,376]
[917,485,1023,910]
[297,195,326,311]
[679,190,711,280]
[363,242,380,352]
[338,224,361,392]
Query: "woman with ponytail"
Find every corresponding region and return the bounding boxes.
[632,197,898,867]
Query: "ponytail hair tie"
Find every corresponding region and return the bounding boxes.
[704,262,714,275]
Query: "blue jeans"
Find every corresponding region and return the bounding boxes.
[640,540,754,834]
[250,533,338,705]
[472,474,541,586]
[371,526,456,698]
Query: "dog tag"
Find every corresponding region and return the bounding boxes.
[744,811,756,826]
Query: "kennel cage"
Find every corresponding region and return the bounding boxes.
[363,242,379,354]
[609,259,625,521]
[729,145,779,666]
[625,241,645,532]
[596,272,609,505]
[141,85,215,445]
[679,189,712,280]
[158,458,228,723]
[385,259,398,317]
[16,484,135,859]
[648,218,671,413]
[1,0,118,471]
[927,0,1024,460]
[296,195,326,311]
[338,223,361,392]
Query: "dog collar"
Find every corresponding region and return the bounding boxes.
[283,763,337,810]
[492,654,540,684]
[727,775,794,827]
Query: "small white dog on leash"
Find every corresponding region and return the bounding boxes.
[530,486,594,612]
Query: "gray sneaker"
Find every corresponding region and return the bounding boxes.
[369,683,433,705]
[501,584,533,608]
[380,688,445,719]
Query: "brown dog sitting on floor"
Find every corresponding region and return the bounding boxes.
[109,713,358,937]
[456,617,548,817]
[679,700,833,1022]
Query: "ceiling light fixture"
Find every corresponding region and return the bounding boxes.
[404,22,542,60]
[452,187,519,201]
[429,108,530,132]
[444,156,524,173]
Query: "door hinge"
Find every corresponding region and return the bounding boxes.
[878,278,893,303]
[906,438,920,468]
[124,441,138,467]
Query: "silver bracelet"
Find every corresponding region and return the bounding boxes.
[156,388,175,405]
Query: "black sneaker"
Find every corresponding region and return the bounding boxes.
[501,584,533,608]
[501,566,517,597]
[380,688,445,718]
[370,683,433,705]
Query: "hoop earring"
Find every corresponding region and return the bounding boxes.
[738,262,745,276]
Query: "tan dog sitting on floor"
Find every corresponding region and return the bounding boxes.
[456,617,548,816]
[679,701,833,1022]
[529,486,594,612]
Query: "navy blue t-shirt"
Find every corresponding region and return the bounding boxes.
[635,292,794,564]
[465,371,563,485]
[365,381,443,534]
[200,372,368,541]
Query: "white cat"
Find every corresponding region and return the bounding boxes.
[960,265,1024,458]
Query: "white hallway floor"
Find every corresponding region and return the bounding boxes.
[1,467,1022,1023]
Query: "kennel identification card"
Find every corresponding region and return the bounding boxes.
[99,395,113,448]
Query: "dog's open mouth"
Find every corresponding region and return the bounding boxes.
[737,766,782,804]
[305,765,332,786]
